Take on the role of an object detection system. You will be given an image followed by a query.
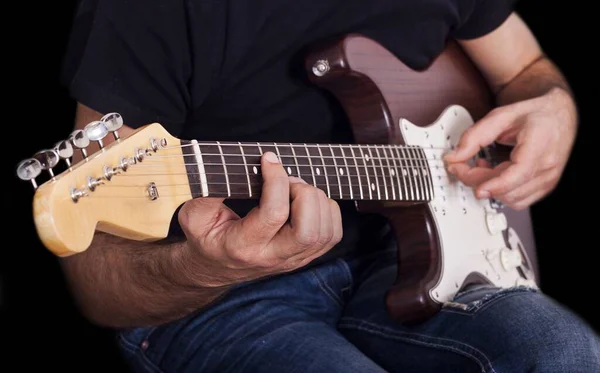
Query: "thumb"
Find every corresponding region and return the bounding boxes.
[444,109,515,163]
[178,196,238,238]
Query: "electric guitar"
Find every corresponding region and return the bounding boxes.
[16,34,538,324]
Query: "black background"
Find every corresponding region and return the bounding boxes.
[4,1,598,371]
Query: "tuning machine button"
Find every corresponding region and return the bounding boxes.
[101,112,123,140]
[54,139,74,168]
[69,129,90,159]
[16,158,43,189]
[84,121,109,149]
[33,149,60,178]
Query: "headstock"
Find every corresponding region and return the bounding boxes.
[16,114,192,257]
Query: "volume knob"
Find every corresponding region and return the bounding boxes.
[485,211,507,235]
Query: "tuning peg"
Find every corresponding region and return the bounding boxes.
[33,149,60,179]
[84,120,109,149]
[69,129,90,159]
[54,139,74,168]
[16,158,42,189]
[101,112,123,140]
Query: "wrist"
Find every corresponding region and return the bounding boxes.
[167,240,233,291]
[548,86,578,127]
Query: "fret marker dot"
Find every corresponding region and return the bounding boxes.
[316,168,321,176]
[365,154,370,162]
[253,166,258,174]
[371,183,375,191]
[413,169,418,176]
[339,168,344,175]
[287,167,292,175]
[402,169,408,176]
[390,169,396,176]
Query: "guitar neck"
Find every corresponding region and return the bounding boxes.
[179,140,434,202]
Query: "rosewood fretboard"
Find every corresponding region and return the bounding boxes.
[180,140,434,202]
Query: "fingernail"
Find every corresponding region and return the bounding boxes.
[263,152,279,164]
[478,190,490,199]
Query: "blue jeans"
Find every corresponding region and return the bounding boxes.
[118,231,600,372]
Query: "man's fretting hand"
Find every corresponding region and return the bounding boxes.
[176,151,343,287]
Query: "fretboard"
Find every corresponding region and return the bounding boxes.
[180,140,434,202]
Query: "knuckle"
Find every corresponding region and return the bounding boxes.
[294,228,320,247]
[262,207,289,227]
[225,246,260,267]
[512,201,528,211]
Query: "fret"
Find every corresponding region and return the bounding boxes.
[355,146,373,199]
[327,144,343,199]
[366,146,382,200]
[273,142,283,166]
[415,147,428,200]
[273,143,299,177]
[386,145,402,201]
[181,140,203,198]
[198,143,231,198]
[302,143,317,186]
[373,146,389,200]
[408,146,422,200]
[190,140,209,197]
[379,145,395,200]
[238,142,252,197]
[216,142,231,197]
[419,147,434,200]
[335,145,356,199]
[349,145,368,199]
[316,145,332,197]
[395,145,413,200]
[289,143,302,179]
[306,144,329,196]
[240,143,263,190]
[256,142,264,155]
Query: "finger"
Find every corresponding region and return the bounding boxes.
[476,140,542,198]
[329,199,343,246]
[476,158,491,168]
[178,197,233,238]
[448,161,511,190]
[444,109,516,163]
[317,190,334,248]
[282,197,342,269]
[239,152,290,244]
[496,169,556,207]
[508,188,550,211]
[270,183,321,259]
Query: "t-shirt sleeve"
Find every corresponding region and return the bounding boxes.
[61,0,192,135]
[452,0,519,40]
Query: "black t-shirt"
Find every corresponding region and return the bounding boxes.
[61,0,516,262]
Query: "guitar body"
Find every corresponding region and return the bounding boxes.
[305,34,539,323]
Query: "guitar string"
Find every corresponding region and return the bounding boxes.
[159,142,456,151]
[138,153,459,163]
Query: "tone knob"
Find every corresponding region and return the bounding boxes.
[485,211,507,235]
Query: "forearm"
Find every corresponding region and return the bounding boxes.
[59,232,230,328]
[494,56,577,120]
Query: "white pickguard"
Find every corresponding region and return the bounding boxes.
[399,105,538,304]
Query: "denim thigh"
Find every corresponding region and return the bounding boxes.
[118,258,386,373]
[338,238,600,373]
